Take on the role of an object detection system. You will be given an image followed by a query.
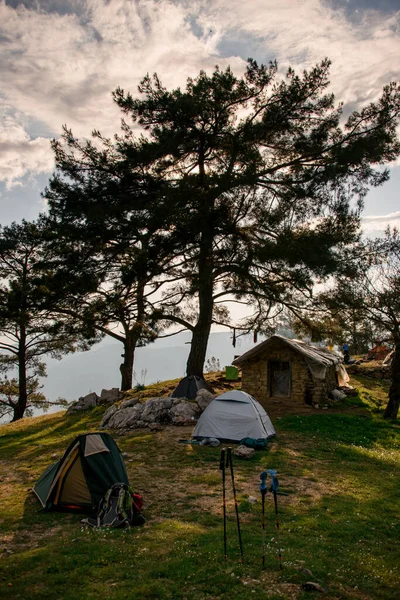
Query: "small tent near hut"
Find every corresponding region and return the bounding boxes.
[171,375,212,400]
[193,390,275,442]
[33,432,129,512]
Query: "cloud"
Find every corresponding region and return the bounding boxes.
[206,0,400,104]
[361,211,400,233]
[0,109,54,186]
[0,0,400,187]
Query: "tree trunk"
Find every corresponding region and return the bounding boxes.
[186,320,213,377]
[119,282,147,391]
[186,222,214,378]
[119,333,136,391]
[13,325,28,422]
[383,340,400,420]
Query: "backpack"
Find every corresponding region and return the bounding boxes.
[82,483,145,528]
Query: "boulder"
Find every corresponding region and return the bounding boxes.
[99,388,121,404]
[171,400,201,423]
[195,389,215,411]
[99,404,118,428]
[119,398,141,410]
[234,445,255,459]
[66,392,99,414]
[140,398,173,424]
[107,404,145,429]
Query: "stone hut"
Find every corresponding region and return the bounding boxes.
[232,335,348,407]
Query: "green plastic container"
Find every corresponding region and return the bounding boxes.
[225,365,239,381]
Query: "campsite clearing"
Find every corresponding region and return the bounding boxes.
[0,373,399,600]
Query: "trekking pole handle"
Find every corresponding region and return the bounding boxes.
[260,471,268,493]
[267,469,279,493]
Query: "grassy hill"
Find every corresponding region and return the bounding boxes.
[0,374,399,600]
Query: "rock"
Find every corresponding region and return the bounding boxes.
[66,392,99,414]
[99,388,121,404]
[149,423,164,431]
[301,582,326,593]
[99,404,118,428]
[170,400,201,423]
[82,392,99,408]
[119,398,140,409]
[107,404,145,429]
[331,389,346,401]
[141,398,173,424]
[172,397,186,405]
[234,445,255,459]
[195,389,215,411]
[247,496,258,504]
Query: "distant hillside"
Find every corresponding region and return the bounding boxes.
[41,331,266,403]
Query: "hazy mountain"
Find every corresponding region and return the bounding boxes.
[41,331,265,403]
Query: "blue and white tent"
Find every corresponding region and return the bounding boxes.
[193,390,275,442]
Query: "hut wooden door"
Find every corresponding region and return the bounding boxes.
[269,361,291,397]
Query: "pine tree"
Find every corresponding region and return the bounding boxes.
[0,220,86,421]
[112,59,400,376]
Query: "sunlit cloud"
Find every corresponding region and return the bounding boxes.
[0,0,399,190]
[361,211,400,233]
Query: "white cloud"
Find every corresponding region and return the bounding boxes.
[0,0,400,187]
[0,109,54,186]
[361,211,400,233]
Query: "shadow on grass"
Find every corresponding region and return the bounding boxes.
[0,407,109,461]
[277,413,400,450]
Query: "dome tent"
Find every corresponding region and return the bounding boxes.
[171,375,212,399]
[33,432,129,512]
[193,390,275,442]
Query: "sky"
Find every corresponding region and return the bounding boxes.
[1,0,400,232]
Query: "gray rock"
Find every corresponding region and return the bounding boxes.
[99,404,118,428]
[82,392,99,408]
[170,400,201,423]
[149,423,164,431]
[172,397,185,405]
[141,398,173,424]
[247,496,258,504]
[234,445,255,459]
[119,398,140,409]
[195,389,215,411]
[66,391,99,414]
[99,388,120,404]
[107,404,145,428]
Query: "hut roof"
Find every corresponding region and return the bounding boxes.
[232,335,343,380]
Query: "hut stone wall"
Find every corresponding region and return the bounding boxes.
[240,338,337,406]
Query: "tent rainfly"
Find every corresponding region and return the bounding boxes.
[33,433,129,512]
[193,390,275,442]
[171,375,212,400]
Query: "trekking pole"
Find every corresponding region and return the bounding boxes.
[268,469,283,570]
[226,447,244,563]
[259,471,268,567]
[219,448,227,560]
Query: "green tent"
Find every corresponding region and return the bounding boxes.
[33,432,129,512]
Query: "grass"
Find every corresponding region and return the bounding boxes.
[0,373,399,599]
